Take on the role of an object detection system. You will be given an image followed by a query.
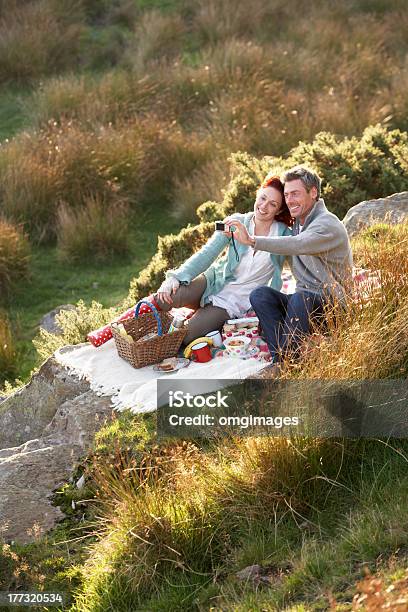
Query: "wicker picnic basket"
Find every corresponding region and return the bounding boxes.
[111,300,187,368]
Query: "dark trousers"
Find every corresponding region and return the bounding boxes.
[250,287,326,362]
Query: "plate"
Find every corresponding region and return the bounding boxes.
[153,358,190,374]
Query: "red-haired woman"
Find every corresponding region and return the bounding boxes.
[154,176,293,344]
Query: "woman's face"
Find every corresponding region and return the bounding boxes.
[254,186,283,223]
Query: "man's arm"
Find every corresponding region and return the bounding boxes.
[254,224,346,256]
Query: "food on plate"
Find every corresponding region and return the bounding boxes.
[157,357,178,371]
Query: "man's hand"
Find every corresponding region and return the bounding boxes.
[157,277,180,305]
[224,220,255,246]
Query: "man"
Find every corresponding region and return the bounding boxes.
[226,165,353,364]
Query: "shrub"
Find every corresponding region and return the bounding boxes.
[33,299,118,361]
[0,219,30,297]
[56,194,131,263]
[282,124,408,218]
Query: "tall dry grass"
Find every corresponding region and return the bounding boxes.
[2,0,408,238]
[25,71,161,128]
[0,0,83,83]
[172,156,230,220]
[0,313,16,381]
[280,224,408,380]
[123,10,186,75]
[0,117,214,242]
[56,194,131,263]
[0,219,30,296]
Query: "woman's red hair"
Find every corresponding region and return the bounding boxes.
[261,175,293,227]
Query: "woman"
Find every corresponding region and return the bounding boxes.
[154,175,293,344]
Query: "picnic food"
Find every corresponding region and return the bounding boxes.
[224,335,251,357]
[157,357,178,371]
[228,339,245,346]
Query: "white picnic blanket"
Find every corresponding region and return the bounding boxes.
[54,339,267,414]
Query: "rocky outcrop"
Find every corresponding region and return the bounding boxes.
[0,359,89,450]
[343,191,408,236]
[39,304,76,334]
[0,354,113,544]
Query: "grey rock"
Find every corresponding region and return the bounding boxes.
[0,358,89,450]
[343,191,408,237]
[39,304,76,335]
[0,354,114,544]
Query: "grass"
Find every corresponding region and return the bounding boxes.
[1,1,408,610]
[0,86,31,141]
[4,209,181,384]
[68,432,408,611]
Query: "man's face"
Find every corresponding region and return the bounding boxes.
[284,179,318,223]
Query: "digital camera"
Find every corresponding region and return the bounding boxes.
[215,221,235,232]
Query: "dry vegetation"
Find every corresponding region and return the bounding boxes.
[0,219,30,296]
[1,0,408,248]
[1,1,408,609]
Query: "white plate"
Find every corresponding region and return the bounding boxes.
[153,358,190,374]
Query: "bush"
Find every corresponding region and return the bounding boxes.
[33,299,118,361]
[282,124,408,218]
[0,219,30,297]
[56,194,131,263]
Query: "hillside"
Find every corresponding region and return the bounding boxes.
[1,1,408,611]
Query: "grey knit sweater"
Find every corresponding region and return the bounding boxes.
[254,199,353,300]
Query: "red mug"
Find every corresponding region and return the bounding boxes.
[191,341,212,363]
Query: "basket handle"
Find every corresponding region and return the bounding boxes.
[134,300,163,337]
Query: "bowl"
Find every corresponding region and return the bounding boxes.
[224,335,251,357]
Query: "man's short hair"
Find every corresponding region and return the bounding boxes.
[281,166,321,199]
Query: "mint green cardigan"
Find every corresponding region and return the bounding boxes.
[167,212,292,307]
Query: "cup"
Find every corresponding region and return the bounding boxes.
[191,341,212,363]
[206,330,223,347]
[224,335,251,358]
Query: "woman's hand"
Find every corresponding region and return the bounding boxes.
[157,277,180,305]
[224,219,255,246]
